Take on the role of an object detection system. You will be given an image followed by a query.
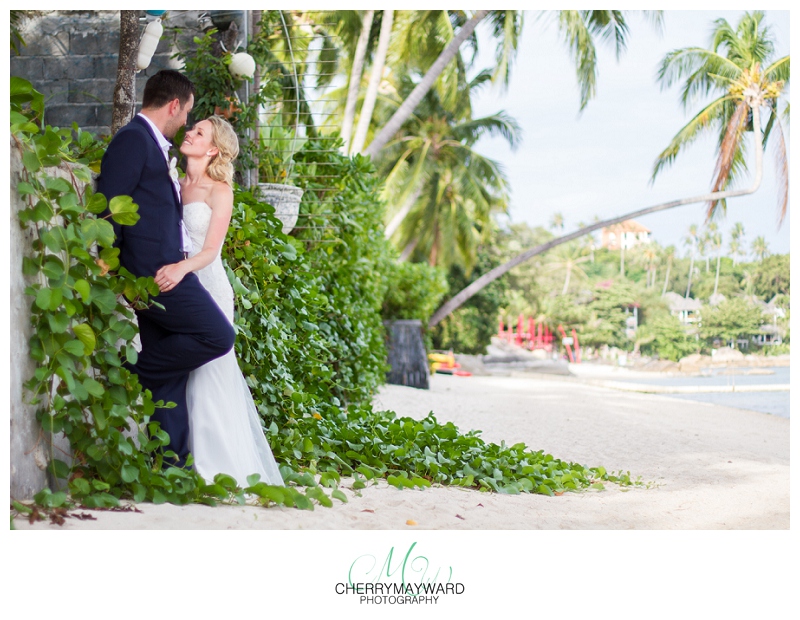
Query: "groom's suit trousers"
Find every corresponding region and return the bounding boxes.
[132,273,234,466]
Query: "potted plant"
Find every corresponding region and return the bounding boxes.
[257,116,306,234]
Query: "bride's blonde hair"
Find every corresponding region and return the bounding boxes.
[205,115,239,187]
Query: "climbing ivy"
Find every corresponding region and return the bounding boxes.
[11,77,336,510]
[12,78,638,517]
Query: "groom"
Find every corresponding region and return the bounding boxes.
[97,70,235,468]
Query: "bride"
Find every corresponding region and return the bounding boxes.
[153,115,283,488]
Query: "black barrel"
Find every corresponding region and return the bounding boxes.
[384,320,429,389]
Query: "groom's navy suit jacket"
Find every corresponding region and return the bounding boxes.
[96,115,184,278]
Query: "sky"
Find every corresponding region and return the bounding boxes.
[467,10,790,258]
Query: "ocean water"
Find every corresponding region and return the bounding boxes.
[663,391,790,418]
[621,367,790,418]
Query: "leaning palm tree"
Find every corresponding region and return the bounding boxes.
[751,235,770,261]
[364,10,655,157]
[652,11,789,224]
[429,12,784,329]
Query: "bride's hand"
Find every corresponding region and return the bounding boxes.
[155,262,188,293]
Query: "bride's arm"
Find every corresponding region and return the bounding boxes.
[154,185,234,292]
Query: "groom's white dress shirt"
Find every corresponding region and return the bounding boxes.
[137,112,193,254]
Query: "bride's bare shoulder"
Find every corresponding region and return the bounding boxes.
[207,181,234,211]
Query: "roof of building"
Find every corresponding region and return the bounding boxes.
[602,219,651,233]
[664,291,702,311]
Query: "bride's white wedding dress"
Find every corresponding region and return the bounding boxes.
[184,201,284,487]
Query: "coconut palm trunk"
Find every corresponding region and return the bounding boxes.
[685,240,696,299]
[351,10,393,155]
[661,256,672,296]
[562,263,573,295]
[385,184,423,239]
[111,11,139,135]
[428,101,765,327]
[340,10,374,154]
[713,251,721,296]
[363,10,490,158]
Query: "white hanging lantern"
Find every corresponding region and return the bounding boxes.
[229,52,256,79]
[137,18,163,71]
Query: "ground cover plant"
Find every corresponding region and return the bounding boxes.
[12,77,637,517]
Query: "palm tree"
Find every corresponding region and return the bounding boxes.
[364,10,656,157]
[751,235,770,261]
[698,227,711,272]
[549,212,565,232]
[652,11,789,223]
[543,242,591,295]
[640,245,660,288]
[710,225,723,297]
[429,12,779,328]
[728,221,746,264]
[661,244,677,296]
[349,10,394,154]
[338,10,374,153]
[684,224,700,298]
[381,77,520,272]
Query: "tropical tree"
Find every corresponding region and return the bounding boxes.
[543,241,592,295]
[661,244,677,296]
[684,224,700,298]
[639,244,660,288]
[709,224,723,297]
[380,75,520,272]
[429,12,781,329]
[338,10,374,153]
[349,10,394,154]
[652,11,789,223]
[751,235,770,261]
[549,212,565,231]
[364,10,655,158]
[728,221,746,263]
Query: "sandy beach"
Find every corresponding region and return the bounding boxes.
[12,371,789,530]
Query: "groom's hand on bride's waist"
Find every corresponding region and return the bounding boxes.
[154,261,189,293]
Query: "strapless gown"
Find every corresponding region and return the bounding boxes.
[183,201,284,487]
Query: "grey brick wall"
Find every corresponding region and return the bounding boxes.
[10,10,197,137]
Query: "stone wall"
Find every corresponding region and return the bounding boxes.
[9,144,78,499]
[10,10,197,137]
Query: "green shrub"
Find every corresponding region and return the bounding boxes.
[382,260,448,323]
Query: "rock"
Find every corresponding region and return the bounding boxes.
[710,347,745,365]
[679,354,708,366]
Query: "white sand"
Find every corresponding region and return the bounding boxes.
[13,373,789,530]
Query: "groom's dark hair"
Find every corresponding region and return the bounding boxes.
[142,70,195,109]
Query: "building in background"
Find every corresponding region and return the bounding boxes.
[601,219,651,250]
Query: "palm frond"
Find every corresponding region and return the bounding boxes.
[764,55,790,83]
[584,10,629,59]
[771,116,789,226]
[451,112,522,148]
[651,95,732,180]
[707,99,748,219]
[558,10,598,111]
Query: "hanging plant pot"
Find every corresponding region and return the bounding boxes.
[257,183,303,234]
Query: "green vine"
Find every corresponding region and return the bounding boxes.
[11,77,340,511]
[12,76,638,519]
